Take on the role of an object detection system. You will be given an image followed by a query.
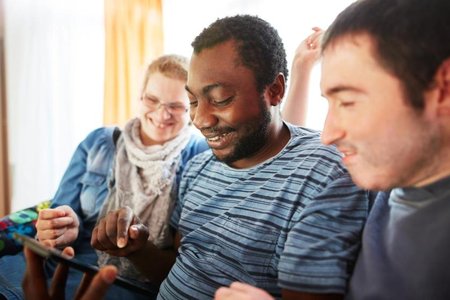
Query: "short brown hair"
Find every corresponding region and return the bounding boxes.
[322,0,450,110]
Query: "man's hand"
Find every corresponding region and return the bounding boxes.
[91,206,149,257]
[36,205,80,248]
[23,245,116,300]
[215,282,344,300]
[215,282,274,300]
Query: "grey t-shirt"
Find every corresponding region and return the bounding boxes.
[346,176,450,299]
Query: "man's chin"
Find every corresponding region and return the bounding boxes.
[212,149,239,165]
[351,172,393,191]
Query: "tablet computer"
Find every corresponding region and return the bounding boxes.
[13,232,156,297]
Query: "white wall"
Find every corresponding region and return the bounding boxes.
[5,0,104,211]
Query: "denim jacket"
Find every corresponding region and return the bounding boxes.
[50,127,117,253]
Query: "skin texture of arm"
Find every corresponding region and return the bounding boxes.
[282,27,323,126]
[214,282,343,300]
[126,231,180,284]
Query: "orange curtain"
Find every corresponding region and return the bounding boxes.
[103,0,164,126]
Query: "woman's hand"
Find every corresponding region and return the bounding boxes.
[282,27,324,126]
[36,205,80,248]
[292,27,324,70]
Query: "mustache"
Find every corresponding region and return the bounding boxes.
[334,140,357,152]
[200,126,234,136]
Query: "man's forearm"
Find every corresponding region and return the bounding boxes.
[128,241,177,284]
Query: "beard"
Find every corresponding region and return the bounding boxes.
[218,96,272,165]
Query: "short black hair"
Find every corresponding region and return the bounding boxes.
[322,0,450,109]
[191,15,288,94]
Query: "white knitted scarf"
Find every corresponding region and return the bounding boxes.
[96,118,191,280]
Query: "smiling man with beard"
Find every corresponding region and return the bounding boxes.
[186,74,273,167]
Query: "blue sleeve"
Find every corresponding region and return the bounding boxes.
[50,127,117,246]
[180,134,208,166]
[174,133,208,189]
[171,142,210,231]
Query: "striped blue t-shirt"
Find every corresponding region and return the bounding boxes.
[157,124,370,299]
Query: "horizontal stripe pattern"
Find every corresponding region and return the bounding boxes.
[158,125,370,299]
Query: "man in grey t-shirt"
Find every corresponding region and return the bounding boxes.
[215,0,450,299]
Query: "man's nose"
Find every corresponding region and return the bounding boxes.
[321,109,345,145]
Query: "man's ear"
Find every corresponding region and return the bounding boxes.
[433,57,450,116]
[267,73,285,106]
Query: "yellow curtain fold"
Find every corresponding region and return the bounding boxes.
[103,0,163,126]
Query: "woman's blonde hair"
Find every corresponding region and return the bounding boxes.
[141,54,189,95]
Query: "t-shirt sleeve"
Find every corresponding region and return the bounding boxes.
[170,153,202,230]
[278,172,369,294]
[172,135,208,230]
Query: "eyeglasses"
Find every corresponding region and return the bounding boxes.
[141,95,188,116]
